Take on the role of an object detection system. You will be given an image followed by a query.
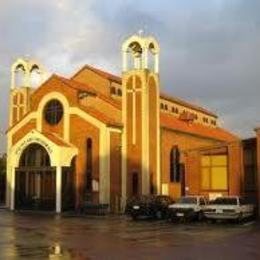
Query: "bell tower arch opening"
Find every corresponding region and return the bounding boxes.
[9,58,47,127]
[122,34,160,73]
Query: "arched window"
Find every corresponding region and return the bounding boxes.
[86,138,93,191]
[170,146,181,182]
[117,89,122,96]
[110,87,116,95]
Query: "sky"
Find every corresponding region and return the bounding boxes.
[0,0,260,152]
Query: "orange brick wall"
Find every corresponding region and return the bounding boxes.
[70,114,100,207]
[161,128,226,200]
[126,76,142,197]
[31,77,79,110]
[12,119,36,145]
[148,75,158,193]
[110,132,122,213]
[228,142,243,195]
[73,69,110,96]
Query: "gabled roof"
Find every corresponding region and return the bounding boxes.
[71,64,122,84]
[160,113,239,142]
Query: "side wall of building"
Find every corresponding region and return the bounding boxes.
[161,128,242,200]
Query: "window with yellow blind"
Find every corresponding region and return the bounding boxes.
[201,155,228,190]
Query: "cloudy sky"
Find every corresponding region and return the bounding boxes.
[0,0,260,152]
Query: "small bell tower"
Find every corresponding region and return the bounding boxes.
[121,33,161,201]
[9,58,46,126]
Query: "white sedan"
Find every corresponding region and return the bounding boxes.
[204,196,255,222]
[167,196,208,221]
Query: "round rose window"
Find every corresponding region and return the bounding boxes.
[44,99,63,125]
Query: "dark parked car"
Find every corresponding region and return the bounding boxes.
[125,195,174,220]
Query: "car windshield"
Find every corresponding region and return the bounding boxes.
[210,198,238,205]
[178,197,197,204]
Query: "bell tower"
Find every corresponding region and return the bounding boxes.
[9,58,46,127]
[121,34,161,201]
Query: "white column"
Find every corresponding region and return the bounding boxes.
[122,51,128,72]
[134,57,141,69]
[56,166,62,213]
[10,167,15,210]
[11,70,15,89]
[23,70,30,88]
[155,54,159,73]
[99,127,110,204]
[142,48,148,69]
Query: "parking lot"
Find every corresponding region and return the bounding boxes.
[0,210,259,259]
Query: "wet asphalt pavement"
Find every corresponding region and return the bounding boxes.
[0,210,259,260]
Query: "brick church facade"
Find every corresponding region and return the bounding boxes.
[5,34,248,213]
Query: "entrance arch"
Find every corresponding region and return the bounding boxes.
[15,143,56,210]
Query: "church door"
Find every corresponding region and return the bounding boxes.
[15,143,55,211]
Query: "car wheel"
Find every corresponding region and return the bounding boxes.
[197,211,204,221]
[208,219,216,224]
[132,214,138,221]
[156,210,163,220]
[237,213,243,224]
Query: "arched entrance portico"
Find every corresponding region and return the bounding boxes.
[15,143,56,210]
[7,130,78,213]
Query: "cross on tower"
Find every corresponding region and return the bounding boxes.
[127,81,142,145]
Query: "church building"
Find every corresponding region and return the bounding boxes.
[5,34,243,213]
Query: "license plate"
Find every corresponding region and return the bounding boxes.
[133,205,140,210]
[176,212,184,217]
[216,209,223,214]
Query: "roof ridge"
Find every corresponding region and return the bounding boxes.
[71,64,122,83]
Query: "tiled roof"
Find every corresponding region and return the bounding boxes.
[71,65,217,118]
[57,75,121,110]
[78,105,123,128]
[71,64,122,84]
[160,113,239,142]
[57,75,97,95]
[160,93,217,118]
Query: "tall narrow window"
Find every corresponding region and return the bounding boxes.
[170,146,180,182]
[86,138,93,191]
